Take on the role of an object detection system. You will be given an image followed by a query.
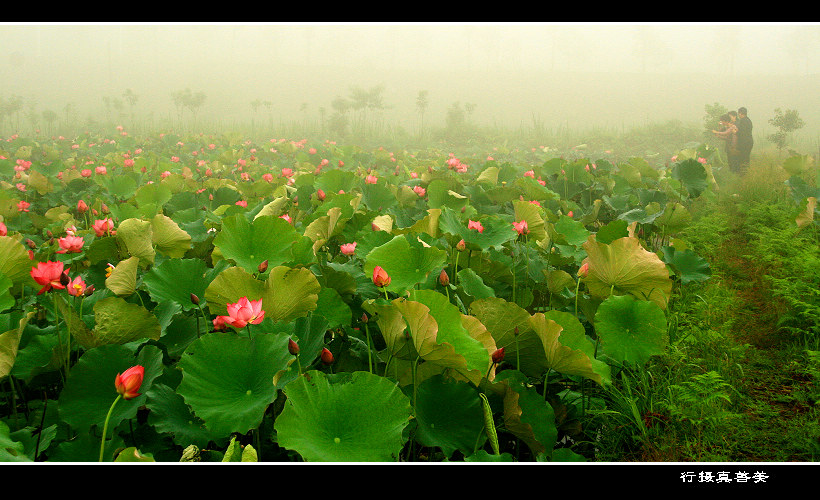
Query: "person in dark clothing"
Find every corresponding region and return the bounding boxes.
[735,107,753,172]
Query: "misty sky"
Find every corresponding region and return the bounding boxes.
[1,22,818,135]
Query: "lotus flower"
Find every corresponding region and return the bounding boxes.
[578,262,589,278]
[321,348,334,365]
[372,266,391,288]
[223,297,265,328]
[340,242,357,256]
[77,199,88,213]
[439,269,450,286]
[93,218,115,237]
[512,220,528,235]
[66,275,87,297]
[491,347,505,364]
[56,235,84,254]
[115,365,145,400]
[31,261,68,295]
[17,200,30,212]
[468,220,484,233]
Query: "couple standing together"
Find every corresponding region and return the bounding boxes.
[712,107,754,173]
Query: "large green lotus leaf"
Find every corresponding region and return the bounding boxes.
[0,272,14,313]
[361,182,396,212]
[671,158,708,198]
[653,202,691,234]
[315,287,351,330]
[315,169,357,195]
[116,218,155,266]
[274,370,412,462]
[551,215,590,248]
[177,332,293,437]
[413,375,485,458]
[105,255,139,296]
[0,236,34,287]
[542,310,611,385]
[364,234,448,295]
[135,182,172,209]
[661,246,711,285]
[0,312,33,381]
[143,258,229,311]
[426,179,468,211]
[409,290,491,378]
[261,266,321,324]
[393,209,441,239]
[457,268,496,299]
[146,383,223,449]
[203,265,265,317]
[55,294,94,349]
[57,344,163,431]
[0,420,29,461]
[497,370,558,456]
[595,219,630,245]
[439,207,517,251]
[151,214,192,258]
[96,174,137,200]
[594,294,668,366]
[782,154,813,176]
[213,214,301,273]
[529,313,604,385]
[91,296,162,347]
[581,235,673,310]
[303,206,346,254]
[468,297,545,376]
[512,199,547,242]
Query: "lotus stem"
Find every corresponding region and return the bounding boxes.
[99,394,122,462]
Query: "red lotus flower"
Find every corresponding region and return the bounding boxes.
[365,174,378,184]
[468,220,484,233]
[77,199,88,213]
[340,242,357,256]
[316,189,326,201]
[66,275,87,297]
[372,266,391,288]
[512,220,529,236]
[413,185,426,197]
[578,262,589,278]
[224,296,265,328]
[31,261,68,295]
[56,235,84,254]
[456,239,466,251]
[212,315,228,331]
[0,221,6,236]
[439,269,450,286]
[115,365,144,400]
[491,347,505,364]
[321,347,334,365]
[17,200,30,212]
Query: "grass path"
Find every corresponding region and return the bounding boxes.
[699,191,819,461]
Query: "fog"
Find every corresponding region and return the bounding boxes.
[1,22,819,145]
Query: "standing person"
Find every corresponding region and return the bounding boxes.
[712,113,740,173]
[735,107,753,172]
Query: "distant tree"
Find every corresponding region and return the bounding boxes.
[122,88,139,125]
[703,102,728,140]
[42,109,58,134]
[445,101,466,137]
[416,90,429,137]
[172,88,207,129]
[767,108,805,152]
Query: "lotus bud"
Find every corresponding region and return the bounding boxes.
[491,347,505,364]
[288,338,300,356]
[321,347,334,365]
[258,259,269,274]
[190,293,200,305]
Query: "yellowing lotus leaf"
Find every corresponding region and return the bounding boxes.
[581,235,672,310]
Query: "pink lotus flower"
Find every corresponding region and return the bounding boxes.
[280,214,292,223]
[697,157,707,164]
[456,239,466,251]
[0,221,6,236]
[316,189,326,201]
[372,266,391,288]
[123,158,134,168]
[93,218,115,237]
[340,242,357,256]
[235,200,248,208]
[413,185,426,197]
[524,170,535,178]
[56,235,84,254]
[365,174,378,184]
[281,168,293,178]
[115,365,145,400]
[66,275,88,297]
[17,200,30,212]
[95,166,107,175]
[468,220,484,233]
[439,269,450,286]
[212,315,229,331]
[578,262,590,278]
[262,173,273,182]
[77,199,88,213]
[512,220,529,235]
[31,261,68,295]
[81,169,92,177]
[223,297,265,328]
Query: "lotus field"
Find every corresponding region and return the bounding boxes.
[0,129,814,463]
